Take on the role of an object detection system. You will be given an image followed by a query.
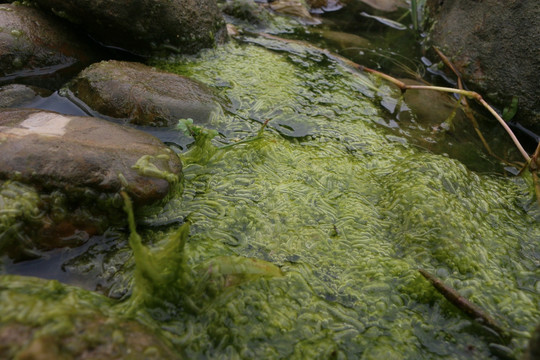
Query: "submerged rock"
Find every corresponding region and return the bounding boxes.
[0,275,182,359]
[68,60,221,127]
[0,3,98,83]
[0,108,182,204]
[270,0,321,24]
[0,84,42,108]
[400,78,468,127]
[426,0,540,132]
[32,0,227,56]
[358,0,407,12]
[316,29,371,50]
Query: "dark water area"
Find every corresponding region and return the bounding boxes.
[18,91,89,117]
[3,236,100,289]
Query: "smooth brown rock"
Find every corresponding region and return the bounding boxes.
[0,108,182,205]
[68,61,221,127]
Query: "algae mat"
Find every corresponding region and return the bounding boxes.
[2,39,539,359]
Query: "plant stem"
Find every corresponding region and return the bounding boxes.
[476,99,530,161]
[411,0,419,30]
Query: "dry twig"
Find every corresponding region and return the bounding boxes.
[418,269,509,340]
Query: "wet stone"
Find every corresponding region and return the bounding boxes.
[0,108,182,205]
[0,3,99,83]
[32,0,227,56]
[68,60,222,127]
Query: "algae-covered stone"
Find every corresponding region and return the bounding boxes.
[0,180,43,258]
[221,0,323,33]
[0,108,182,205]
[426,0,540,132]
[316,29,371,50]
[32,0,227,56]
[0,3,98,82]
[0,275,182,359]
[68,61,221,127]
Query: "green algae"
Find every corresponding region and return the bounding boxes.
[120,191,189,313]
[149,40,539,358]
[0,181,40,231]
[0,275,182,359]
[0,37,538,359]
[0,181,42,257]
[132,153,180,184]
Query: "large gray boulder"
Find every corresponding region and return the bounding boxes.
[426,0,540,132]
[32,0,227,56]
[68,61,221,127]
[0,108,182,205]
[0,3,98,82]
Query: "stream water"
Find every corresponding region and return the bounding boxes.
[1,3,539,359]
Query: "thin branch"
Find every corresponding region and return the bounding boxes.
[353,64,408,89]
[405,85,481,100]
[433,47,527,169]
[478,99,530,161]
[433,47,462,80]
[419,269,509,341]
[530,142,540,171]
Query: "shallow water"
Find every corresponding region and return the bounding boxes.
[1,5,539,360]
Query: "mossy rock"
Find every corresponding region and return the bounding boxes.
[0,275,182,359]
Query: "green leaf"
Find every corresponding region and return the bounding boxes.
[502,96,519,122]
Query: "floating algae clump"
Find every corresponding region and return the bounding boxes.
[132,154,180,184]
